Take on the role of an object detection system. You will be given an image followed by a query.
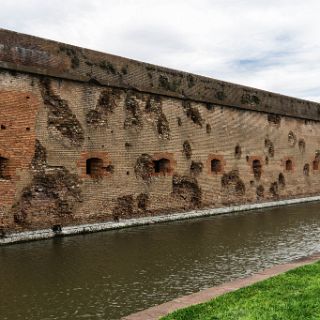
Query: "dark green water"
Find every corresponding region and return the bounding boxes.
[1,202,320,320]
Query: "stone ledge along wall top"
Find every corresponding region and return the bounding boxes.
[1,28,320,121]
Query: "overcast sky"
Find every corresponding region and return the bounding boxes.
[1,0,320,101]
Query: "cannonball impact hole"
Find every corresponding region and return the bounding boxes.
[285,159,293,171]
[252,159,262,180]
[278,173,286,187]
[153,158,170,174]
[211,159,222,173]
[235,144,242,159]
[86,158,104,178]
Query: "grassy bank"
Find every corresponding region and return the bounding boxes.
[162,261,320,320]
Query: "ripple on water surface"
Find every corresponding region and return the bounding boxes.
[1,202,320,319]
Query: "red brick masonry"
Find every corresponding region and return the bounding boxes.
[123,252,320,320]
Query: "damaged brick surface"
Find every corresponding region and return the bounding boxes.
[31,139,47,170]
[112,195,134,221]
[2,30,320,233]
[183,141,192,159]
[12,167,82,227]
[182,100,203,127]
[112,193,150,221]
[265,138,275,158]
[172,175,202,208]
[221,170,246,196]
[40,78,84,146]
[134,154,154,181]
[145,95,170,139]
[190,161,203,176]
[124,91,144,130]
[86,88,121,126]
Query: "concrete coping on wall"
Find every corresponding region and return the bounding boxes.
[1,28,320,121]
[1,195,320,246]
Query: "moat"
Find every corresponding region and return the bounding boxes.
[1,202,320,320]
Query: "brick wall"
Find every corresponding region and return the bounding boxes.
[1,29,320,232]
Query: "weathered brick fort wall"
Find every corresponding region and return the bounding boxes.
[1,28,320,232]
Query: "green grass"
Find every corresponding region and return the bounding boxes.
[162,261,320,320]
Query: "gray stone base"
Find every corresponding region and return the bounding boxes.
[1,195,320,246]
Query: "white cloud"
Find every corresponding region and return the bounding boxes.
[1,0,320,101]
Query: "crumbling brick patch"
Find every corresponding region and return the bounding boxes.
[31,139,47,170]
[86,88,121,126]
[183,140,192,159]
[265,138,274,157]
[270,182,279,197]
[99,60,117,74]
[252,159,262,180]
[205,103,215,111]
[215,91,226,101]
[58,45,80,69]
[124,91,143,129]
[256,185,264,198]
[157,113,170,139]
[235,144,242,159]
[145,95,170,139]
[158,75,181,92]
[172,174,202,208]
[182,101,203,127]
[145,94,162,112]
[299,139,306,153]
[278,173,286,187]
[221,170,246,196]
[137,193,149,211]
[288,131,297,147]
[241,92,260,105]
[112,195,134,221]
[134,154,154,181]
[190,161,203,176]
[0,157,10,180]
[12,167,82,225]
[268,113,281,125]
[40,78,84,146]
[186,74,195,88]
